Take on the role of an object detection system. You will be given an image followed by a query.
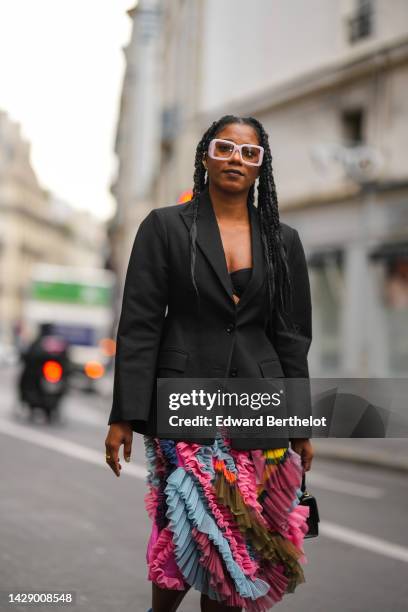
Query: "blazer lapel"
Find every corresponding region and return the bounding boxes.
[179,185,266,307]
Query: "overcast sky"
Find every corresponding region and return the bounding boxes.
[0,1,134,221]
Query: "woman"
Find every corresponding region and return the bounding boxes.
[105,115,314,611]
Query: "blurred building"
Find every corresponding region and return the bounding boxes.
[109,0,163,301]
[0,110,105,345]
[112,0,408,376]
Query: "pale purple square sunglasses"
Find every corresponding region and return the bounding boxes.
[208,138,264,167]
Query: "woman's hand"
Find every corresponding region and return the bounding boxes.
[105,422,133,477]
[290,438,314,472]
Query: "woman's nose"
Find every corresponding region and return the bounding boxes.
[231,148,242,163]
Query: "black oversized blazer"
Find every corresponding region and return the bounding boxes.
[108,185,312,450]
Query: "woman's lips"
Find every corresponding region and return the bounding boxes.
[223,169,244,177]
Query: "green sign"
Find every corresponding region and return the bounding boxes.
[31,281,111,306]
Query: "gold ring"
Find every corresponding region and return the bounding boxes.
[105,455,111,460]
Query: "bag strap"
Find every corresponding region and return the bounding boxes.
[301,471,306,493]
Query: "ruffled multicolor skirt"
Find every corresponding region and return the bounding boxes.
[143,433,309,611]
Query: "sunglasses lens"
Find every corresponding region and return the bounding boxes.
[213,140,235,158]
[241,145,261,164]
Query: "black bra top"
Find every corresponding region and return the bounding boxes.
[229,268,252,298]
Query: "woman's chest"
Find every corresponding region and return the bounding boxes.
[218,222,252,272]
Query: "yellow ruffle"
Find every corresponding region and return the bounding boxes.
[263,448,287,460]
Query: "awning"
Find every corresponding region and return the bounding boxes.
[369,241,408,261]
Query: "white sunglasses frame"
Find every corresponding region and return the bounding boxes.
[207,138,264,167]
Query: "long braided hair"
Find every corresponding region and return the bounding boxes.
[189,114,293,332]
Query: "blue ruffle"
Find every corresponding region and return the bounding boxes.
[195,434,238,480]
[143,436,161,487]
[289,487,303,510]
[159,439,178,468]
[164,466,270,601]
[195,445,215,477]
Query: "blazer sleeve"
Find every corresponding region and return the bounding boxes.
[108,209,168,428]
[270,228,313,438]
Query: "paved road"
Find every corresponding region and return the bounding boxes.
[1,366,407,612]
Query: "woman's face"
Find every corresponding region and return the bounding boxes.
[204,122,261,195]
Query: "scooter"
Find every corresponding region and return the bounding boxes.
[18,335,70,422]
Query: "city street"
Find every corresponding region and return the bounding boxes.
[1,365,407,612]
[1,2,407,611]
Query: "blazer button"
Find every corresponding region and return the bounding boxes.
[230,368,238,377]
[226,323,235,333]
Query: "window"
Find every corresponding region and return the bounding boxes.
[161,106,179,156]
[370,243,408,374]
[347,0,373,44]
[309,250,344,373]
[341,108,365,146]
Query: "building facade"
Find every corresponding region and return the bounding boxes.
[112,0,408,376]
[109,0,163,300]
[0,111,105,345]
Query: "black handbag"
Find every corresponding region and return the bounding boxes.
[299,472,320,538]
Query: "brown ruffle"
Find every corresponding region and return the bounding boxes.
[214,470,305,592]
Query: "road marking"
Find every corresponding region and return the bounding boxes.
[0,418,146,480]
[320,521,408,563]
[0,419,388,500]
[307,472,384,498]
[2,418,408,564]
[8,410,387,499]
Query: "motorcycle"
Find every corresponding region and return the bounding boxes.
[18,334,70,422]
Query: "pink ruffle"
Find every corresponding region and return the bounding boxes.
[286,504,310,560]
[148,526,186,590]
[243,563,289,612]
[216,502,260,578]
[230,449,269,522]
[250,450,266,485]
[146,521,159,564]
[144,438,309,609]
[261,450,305,535]
[191,527,238,601]
[144,485,158,521]
[176,441,260,577]
[191,528,270,610]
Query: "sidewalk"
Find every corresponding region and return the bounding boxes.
[313,438,408,473]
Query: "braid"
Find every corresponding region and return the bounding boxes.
[189,118,237,306]
[247,117,293,331]
[189,114,294,332]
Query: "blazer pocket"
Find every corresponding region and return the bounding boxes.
[157,349,189,375]
[258,358,285,378]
